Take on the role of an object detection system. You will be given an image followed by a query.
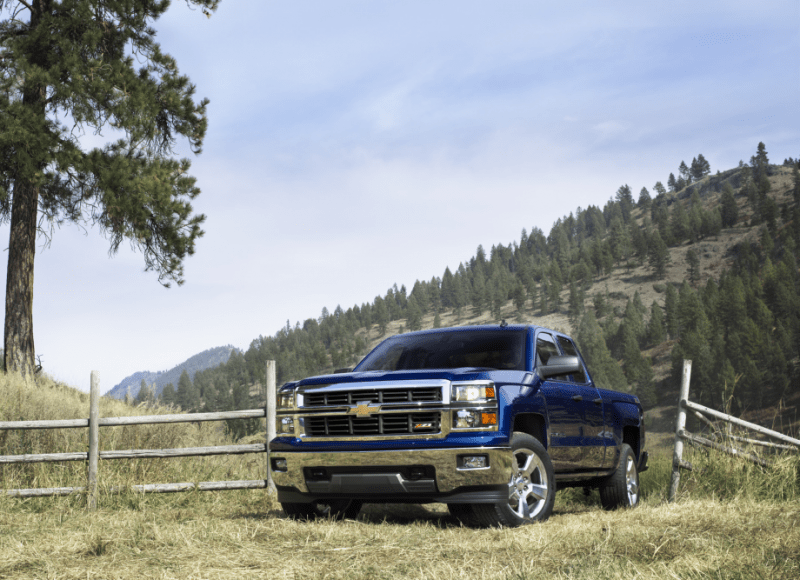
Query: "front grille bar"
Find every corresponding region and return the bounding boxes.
[305,412,440,437]
[304,387,441,407]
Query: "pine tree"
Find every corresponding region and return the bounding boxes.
[648,230,670,279]
[576,310,627,391]
[512,280,527,319]
[440,267,455,308]
[0,0,219,375]
[686,248,700,285]
[667,173,677,192]
[720,183,739,227]
[161,383,176,407]
[696,153,711,177]
[406,295,423,331]
[646,301,666,346]
[664,283,679,339]
[471,269,487,316]
[568,280,584,322]
[176,369,198,411]
[753,142,770,180]
[690,157,703,181]
[135,378,151,405]
[679,161,691,184]
[670,201,689,243]
[373,297,389,336]
[615,184,634,222]
[637,187,651,210]
[792,165,800,205]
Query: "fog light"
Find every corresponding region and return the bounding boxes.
[462,455,488,469]
[272,458,287,472]
[279,417,295,434]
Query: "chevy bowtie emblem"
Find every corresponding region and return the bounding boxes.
[348,401,381,416]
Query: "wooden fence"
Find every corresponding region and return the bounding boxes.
[668,359,800,502]
[1,361,278,509]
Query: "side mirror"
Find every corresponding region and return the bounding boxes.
[539,355,581,378]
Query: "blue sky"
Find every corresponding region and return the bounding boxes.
[2,0,798,392]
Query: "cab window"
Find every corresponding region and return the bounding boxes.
[535,333,560,367]
[557,336,588,383]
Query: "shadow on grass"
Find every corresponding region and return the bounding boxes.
[358,503,457,528]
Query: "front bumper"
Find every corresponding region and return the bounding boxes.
[271,446,513,504]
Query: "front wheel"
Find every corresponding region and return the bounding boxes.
[282,499,362,521]
[472,432,555,528]
[599,443,639,510]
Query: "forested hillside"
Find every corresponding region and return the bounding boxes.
[150,143,800,438]
[107,346,236,401]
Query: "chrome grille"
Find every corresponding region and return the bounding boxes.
[304,412,441,437]
[304,387,441,407]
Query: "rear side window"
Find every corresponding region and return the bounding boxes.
[557,336,588,383]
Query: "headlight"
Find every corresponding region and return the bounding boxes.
[452,382,496,402]
[453,409,498,429]
[277,390,296,410]
[279,417,295,434]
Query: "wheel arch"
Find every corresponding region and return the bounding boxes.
[512,413,547,447]
[622,425,641,460]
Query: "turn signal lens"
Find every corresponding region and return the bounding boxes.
[481,412,497,426]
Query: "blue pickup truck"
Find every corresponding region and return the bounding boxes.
[269,324,648,527]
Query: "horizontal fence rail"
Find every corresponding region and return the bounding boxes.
[4,480,269,499]
[1,364,277,507]
[0,409,267,431]
[1,443,267,464]
[669,359,799,502]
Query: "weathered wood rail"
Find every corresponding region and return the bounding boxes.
[1,361,278,508]
[668,359,800,502]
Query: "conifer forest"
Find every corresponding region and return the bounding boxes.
[145,144,800,440]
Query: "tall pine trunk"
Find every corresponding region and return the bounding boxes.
[4,179,39,376]
[5,2,45,376]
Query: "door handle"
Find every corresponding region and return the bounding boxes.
[571,395,583,402]
[593,398,603,405]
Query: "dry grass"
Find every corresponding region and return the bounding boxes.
[2,392,799,579]
[0,372,265,497]
[1,485,797,579]
[2,373,799,579]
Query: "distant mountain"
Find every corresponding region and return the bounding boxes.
[104,346,237,400]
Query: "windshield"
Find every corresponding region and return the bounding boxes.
[356,329,527,372]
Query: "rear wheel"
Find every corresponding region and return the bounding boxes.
[282,499,362,521]
[599,444,639,510]
[472,432,555,528]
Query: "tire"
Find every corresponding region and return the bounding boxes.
[472,432,555,528]
[448,503,479,527]
[599,443,639,510]
[282,499,362,521]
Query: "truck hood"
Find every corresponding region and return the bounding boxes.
[295,368,530,388]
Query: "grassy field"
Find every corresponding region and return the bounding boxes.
[1,375,798,579]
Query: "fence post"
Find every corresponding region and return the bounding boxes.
[87,371,100,510]
[266,360,276,492]
[668,359,692,502]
